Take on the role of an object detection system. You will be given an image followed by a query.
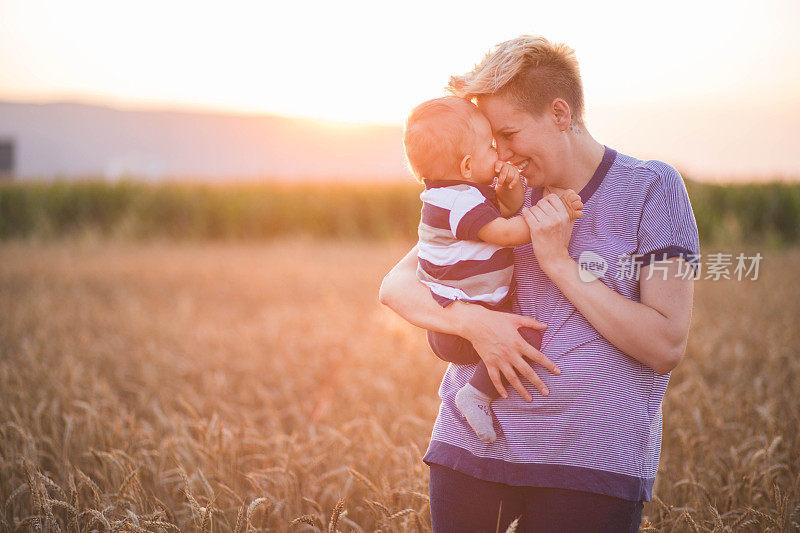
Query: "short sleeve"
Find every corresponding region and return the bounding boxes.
[449,189,501,241]
[636,162,700,269]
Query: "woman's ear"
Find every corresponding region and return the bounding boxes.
[551,98,572,132]
[459,154,472,179]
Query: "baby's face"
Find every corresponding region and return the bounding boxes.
[466,112,500,185]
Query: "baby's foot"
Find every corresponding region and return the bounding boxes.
[455,384,496,443]
[559,189,584,221]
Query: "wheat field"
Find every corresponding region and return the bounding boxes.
[1,240,798,532]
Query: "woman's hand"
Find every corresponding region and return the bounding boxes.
[453,301,559,401]
[521,192,575,272]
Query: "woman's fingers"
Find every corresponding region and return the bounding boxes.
[544,194,569,220]
[520,342,561,376]
[537,196,558,217]
[506,348,555,399]
[499,361,532,402]
[516,314,547,331]
[527,205,547,224]
[490,349,556,401]
[516,363,549,398]
[539,193,561,214]
[535,195,571,226]
[521,208,543,241]
[483,347,559,401]
[487,366,508,399]
[520,206,538,226]
[466,306,560,402]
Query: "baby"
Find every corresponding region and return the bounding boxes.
[403,96,582,442]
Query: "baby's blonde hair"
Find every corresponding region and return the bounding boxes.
[449,35,585,126]
[403,96,483,182]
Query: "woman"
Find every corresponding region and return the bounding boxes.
[379,36,699,532]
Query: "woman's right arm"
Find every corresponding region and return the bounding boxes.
[378,245,559,400]
[378,245,469,335]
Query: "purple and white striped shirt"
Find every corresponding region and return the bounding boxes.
[416,180,513,307]
[423,147,700,501]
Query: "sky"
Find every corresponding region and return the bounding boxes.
[1,0,799,181]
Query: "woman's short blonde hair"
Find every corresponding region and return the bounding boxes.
[403,96,482,182]
[449,35,585,126]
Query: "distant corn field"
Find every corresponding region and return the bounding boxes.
[1,180,799,245]
[1,241,798,531]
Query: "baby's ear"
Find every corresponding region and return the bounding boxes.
[459,154,472,179]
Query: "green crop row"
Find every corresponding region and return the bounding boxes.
[0,179,798,245]
[0,181,421,241]
[687,181,800,246]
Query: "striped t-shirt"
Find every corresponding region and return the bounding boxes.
[422,147,700,502]
[416,180,514,308]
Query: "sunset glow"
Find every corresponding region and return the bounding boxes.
[1,0,799,179]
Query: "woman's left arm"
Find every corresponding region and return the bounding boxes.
[523,194,694,375]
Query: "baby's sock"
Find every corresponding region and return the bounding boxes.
[455,384,496,443]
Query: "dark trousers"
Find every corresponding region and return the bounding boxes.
[429,463,644,533]
[427,325,542,399]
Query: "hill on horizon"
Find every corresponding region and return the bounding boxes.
[2,99,799,183]
[0,101,411,181]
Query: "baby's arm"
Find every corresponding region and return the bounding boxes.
[494,162,525,217]
[479,190,584,247]
[477,216,533,247]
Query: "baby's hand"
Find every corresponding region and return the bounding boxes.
[559,189,583,221]
[533,189,583,221]
[494,161,521,193]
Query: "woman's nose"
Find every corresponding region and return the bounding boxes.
[495,140,513,161]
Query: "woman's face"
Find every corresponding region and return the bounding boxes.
[478,94,568,188]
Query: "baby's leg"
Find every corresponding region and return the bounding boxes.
[456,325,543,443]
[426,330,482,365]
[427,330,497,440]
[455,360,512,442]
[465,362,505,399]
[455,374,497,443]
[426,331,499,442]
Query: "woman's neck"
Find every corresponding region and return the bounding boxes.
[550,130,606,193]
